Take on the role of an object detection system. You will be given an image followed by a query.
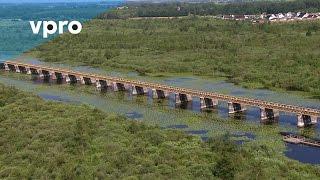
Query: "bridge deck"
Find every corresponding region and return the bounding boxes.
[4,61,320,117]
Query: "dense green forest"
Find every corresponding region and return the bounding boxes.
[30,17,320,98]
[0,83,320,179]
[98,0,320,19]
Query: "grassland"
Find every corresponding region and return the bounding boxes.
[29,17,320,99]
[1,83,320,179]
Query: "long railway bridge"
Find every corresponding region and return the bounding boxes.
[1,61,319,127]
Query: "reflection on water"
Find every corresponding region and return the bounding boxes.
[232,132,255,139]
[126,111,143,119]
[201,136,209,142]
[185,130,208,135]
[39,93,80,104]
[166,124,189,129]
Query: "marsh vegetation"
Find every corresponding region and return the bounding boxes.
[30,17,320,99]
[1,83,320,179]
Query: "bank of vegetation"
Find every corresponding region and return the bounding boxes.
[30,16,320,98]
[99,0,320,19]
[0,83,320,179]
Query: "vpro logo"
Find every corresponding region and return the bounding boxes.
[29,21,82,38]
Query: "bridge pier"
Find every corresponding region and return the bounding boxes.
[228,102,246,114]
[260,108,279,120]
[79,77,84,84]
[79,76,92,85]
[41,70,50,79]
[65,74,77,84]
[200,97,218,109]
[124,84,131,91]
[29,68,38,75]
[19,66,27,73]
[14,65,20,73]
[55,72,64,80]
[14,65,27,74]
[175,93,192,104]
[311,116,318,124]
[4,63,10,71]
[90,78,96,85]
[50,71,57,80]
[131,86,146,95]
[65,75,71,84]
[297,114,305,127]
[297,114,318,127]
[37,69,44,79]
[26,67,31,75]
[152,89,168,99]
[76,76,81,83]
[112,82,125,91]
[96,80,108,91]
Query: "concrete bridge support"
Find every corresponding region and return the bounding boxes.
[26,67,31,75]
[228,102,246,114]
[260,108,279,120]
[79,76,92,85]
[124,84,131,91]
[152,89,168,99]
[14,65,20,73]
[76,76,81,83]
[175,93,192,104]
[14,65,27,74]
[90,78,96,85]
[297,114,318,127]
[131,86,146,95]
[65,74,77,84]
[55,72,64,80]
[5,64,16,71]
[200,98,218,109]
[50,71,57,80]
[96,80,108,91]
[41,70,50,79]
[29,68,38,75]
[80,77,85,85]
[4,63,10,71]
[112,82,125,91]
[37,69,44,79]
[19,66,27,73]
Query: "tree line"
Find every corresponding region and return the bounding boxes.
[98,0,320,19]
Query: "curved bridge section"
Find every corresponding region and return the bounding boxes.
[2,61,320,127]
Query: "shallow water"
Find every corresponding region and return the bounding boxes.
[285,143,320,165]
